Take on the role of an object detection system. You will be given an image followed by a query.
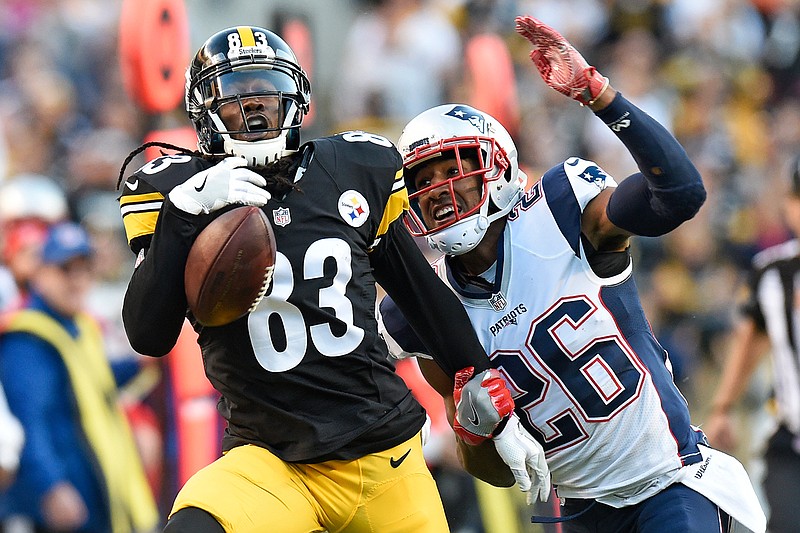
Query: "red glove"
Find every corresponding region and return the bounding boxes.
[515,15,609,106]
[453,366,515,445]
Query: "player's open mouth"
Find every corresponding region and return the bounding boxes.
[433,203,458,223]
[234,113,279,142]
[246,114,271,131]
[241,114,275,140]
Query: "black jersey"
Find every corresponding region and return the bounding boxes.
[119,132,491,462]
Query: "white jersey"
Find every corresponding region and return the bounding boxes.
[429,158,706,501]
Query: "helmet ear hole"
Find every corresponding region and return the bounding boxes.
[208,132,224,154]
[285,128,300,152]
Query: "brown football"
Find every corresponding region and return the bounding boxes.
[185,205,276,327]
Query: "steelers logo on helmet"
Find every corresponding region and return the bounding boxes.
[185,26,311,167]
[397,104,525,256]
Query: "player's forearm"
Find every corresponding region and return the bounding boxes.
[123,201,200,356]
[420,360,516,485]
[457,438,516,487]
[599,92,706,236]
[710,319,769,414]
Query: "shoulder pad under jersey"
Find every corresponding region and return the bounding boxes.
[539,157,618,257]
[542,157,618,212]
[119,154,214,253]
[307,132,407,245]
[309,131,402,179]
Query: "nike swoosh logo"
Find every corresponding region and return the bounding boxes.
[467,390,480,426]
[194,175,209,192]
[390,449,411,468]
[126,179,140,191]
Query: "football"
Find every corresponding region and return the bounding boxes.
[185,205,276,327]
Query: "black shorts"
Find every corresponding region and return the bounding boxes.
[763,424,800,533]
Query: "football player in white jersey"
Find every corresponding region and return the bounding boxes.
[380,15,766,533]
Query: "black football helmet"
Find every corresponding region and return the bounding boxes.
[185,26,311,166]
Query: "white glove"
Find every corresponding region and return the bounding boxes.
[493,414,550,504]
[168,156,271,215]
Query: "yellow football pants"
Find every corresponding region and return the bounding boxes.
[171,432,450,533]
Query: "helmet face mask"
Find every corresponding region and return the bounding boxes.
[404,139,497,236]
[398,105,524,255]
[186,27,311,167]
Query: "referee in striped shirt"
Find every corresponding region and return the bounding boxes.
[706,156,800,533]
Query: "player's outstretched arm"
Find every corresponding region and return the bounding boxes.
[372,222,496,377]
[374,223,522,444]
[515,16,705,245]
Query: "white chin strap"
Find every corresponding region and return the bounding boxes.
[426,214,490,256]
[224,134,293,167]
[213,101,300,166]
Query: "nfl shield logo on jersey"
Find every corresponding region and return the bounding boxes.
[273,207,291,227]
[489,292,508,311]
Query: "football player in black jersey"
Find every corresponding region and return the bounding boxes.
[118,26,548,533]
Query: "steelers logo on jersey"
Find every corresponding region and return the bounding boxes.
[338,190,370,227]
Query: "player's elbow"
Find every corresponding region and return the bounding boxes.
[122,310,175,357]
[653,178,706,226]
[674,166,706,216]
[125,329,172,357]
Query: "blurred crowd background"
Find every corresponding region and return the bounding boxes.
[1,0,798,529]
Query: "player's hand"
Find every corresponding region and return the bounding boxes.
[168,156,271,215]
[493,414,551,503]
[453,366,515,445]
[703,410,737,453]
[515,15,609,106]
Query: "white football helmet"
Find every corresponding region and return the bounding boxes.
[185,26,311,167]
[0,173,68,224]
[397,104,525,255]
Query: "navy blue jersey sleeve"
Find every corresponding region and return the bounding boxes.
[599,93,705,236]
